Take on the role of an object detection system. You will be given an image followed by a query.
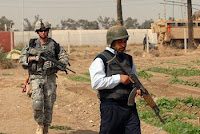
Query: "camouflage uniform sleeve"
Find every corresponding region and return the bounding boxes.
[19,44,29,67]
[58,46,69,66]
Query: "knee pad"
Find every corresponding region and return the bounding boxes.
[32,99,44,110]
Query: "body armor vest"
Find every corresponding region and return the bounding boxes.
[97,50,134,101]
[27,38,60,75]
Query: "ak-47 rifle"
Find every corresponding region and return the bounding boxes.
[114,55,165,124]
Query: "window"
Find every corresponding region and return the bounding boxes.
[198,23,200,27]
[167,23,175,27]
[177,23,186,27]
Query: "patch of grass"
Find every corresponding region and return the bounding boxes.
[83,72,90,77]
[67,76,90,82]
[137,97,200,134]
[2,73,13,76]
[191,60,200,66]
[171,77,200,88]
[147,67,200,76]
[157,98,179,110]
[165,61,188,66]
[163,120,200,134]
[0,50,9,62]
[49,125,72,130]
[138,70,153,79]
[181,96,200,108]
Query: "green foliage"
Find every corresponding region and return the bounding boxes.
[163,120,200,134]
[49,125,72,130]
[2,73,13,76]
[67,76,90,82]
[147,67,200,76]
[157,98,179,109]
[171,77,200,88]
[0,16,14,31]
[137,97,200,134]
[181,96,200,108]
[0,49,8,61]
[83,72,90,77]
[165,61,188,66]
[138,70,153,79]
[191,60,200,66]
[138,19,154,29]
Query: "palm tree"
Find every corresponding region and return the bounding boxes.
[117,0,123,26]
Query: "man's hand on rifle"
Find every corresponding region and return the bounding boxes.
[43,61,55,69]
[120,74,141,96]
[120,75,131,85]
[28,56,40,62]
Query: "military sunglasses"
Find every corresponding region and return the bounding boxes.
[38,29,49,32]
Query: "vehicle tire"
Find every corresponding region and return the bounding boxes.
[171,40,184,49]
[194,39,200,47]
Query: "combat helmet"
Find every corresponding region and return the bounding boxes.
[35,19,51,32]
[106,25,129,45]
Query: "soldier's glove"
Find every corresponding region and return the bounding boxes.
[28,56,40,62]
[43,61,55,69]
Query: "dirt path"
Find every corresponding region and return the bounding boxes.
[1,45,200,134]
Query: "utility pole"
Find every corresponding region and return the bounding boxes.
[187,0,195,49]
[164,0,166,20]
[22,0,24,44]
[117,0,123,26]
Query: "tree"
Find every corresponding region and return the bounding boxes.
[139,19,154,29]
[124,17,139,29]
[168,17,175,21]
[0,16,14,31]
[52,24,60,30]
[24,18,33,31]
[117,0,123,25]
[187,0,195,49]
[24,15,40,31]
[60,18,78,30]
[97,16,117,29]
[77,19,99,30]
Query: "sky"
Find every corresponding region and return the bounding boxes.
[0,0,200,31]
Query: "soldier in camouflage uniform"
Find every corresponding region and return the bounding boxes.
[19,20,69,134]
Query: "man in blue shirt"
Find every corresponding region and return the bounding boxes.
[89,25,141,134]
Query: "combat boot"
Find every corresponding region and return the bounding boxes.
[43,125,49,134]
[36,123,44,134]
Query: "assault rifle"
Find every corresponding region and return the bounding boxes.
[40,51,76,74]
[114,56,165,124]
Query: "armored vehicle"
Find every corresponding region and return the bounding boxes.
[151,19,200,49]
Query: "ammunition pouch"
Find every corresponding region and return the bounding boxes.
[28,61,37,72]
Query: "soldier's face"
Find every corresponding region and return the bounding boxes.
[113,38,128,53]
[38,28,49,39]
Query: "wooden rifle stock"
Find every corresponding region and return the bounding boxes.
[114,55,165,124]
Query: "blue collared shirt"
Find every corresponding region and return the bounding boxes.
[89,47,137,90]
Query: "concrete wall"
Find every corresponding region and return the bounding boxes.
[14,29,157,47]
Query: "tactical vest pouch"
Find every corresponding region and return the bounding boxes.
[28,61,37,73]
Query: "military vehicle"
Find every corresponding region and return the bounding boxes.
[151,19,200,49]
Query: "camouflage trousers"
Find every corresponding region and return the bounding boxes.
[30,74,57,125]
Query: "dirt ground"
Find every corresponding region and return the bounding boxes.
[0,45,200,134]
